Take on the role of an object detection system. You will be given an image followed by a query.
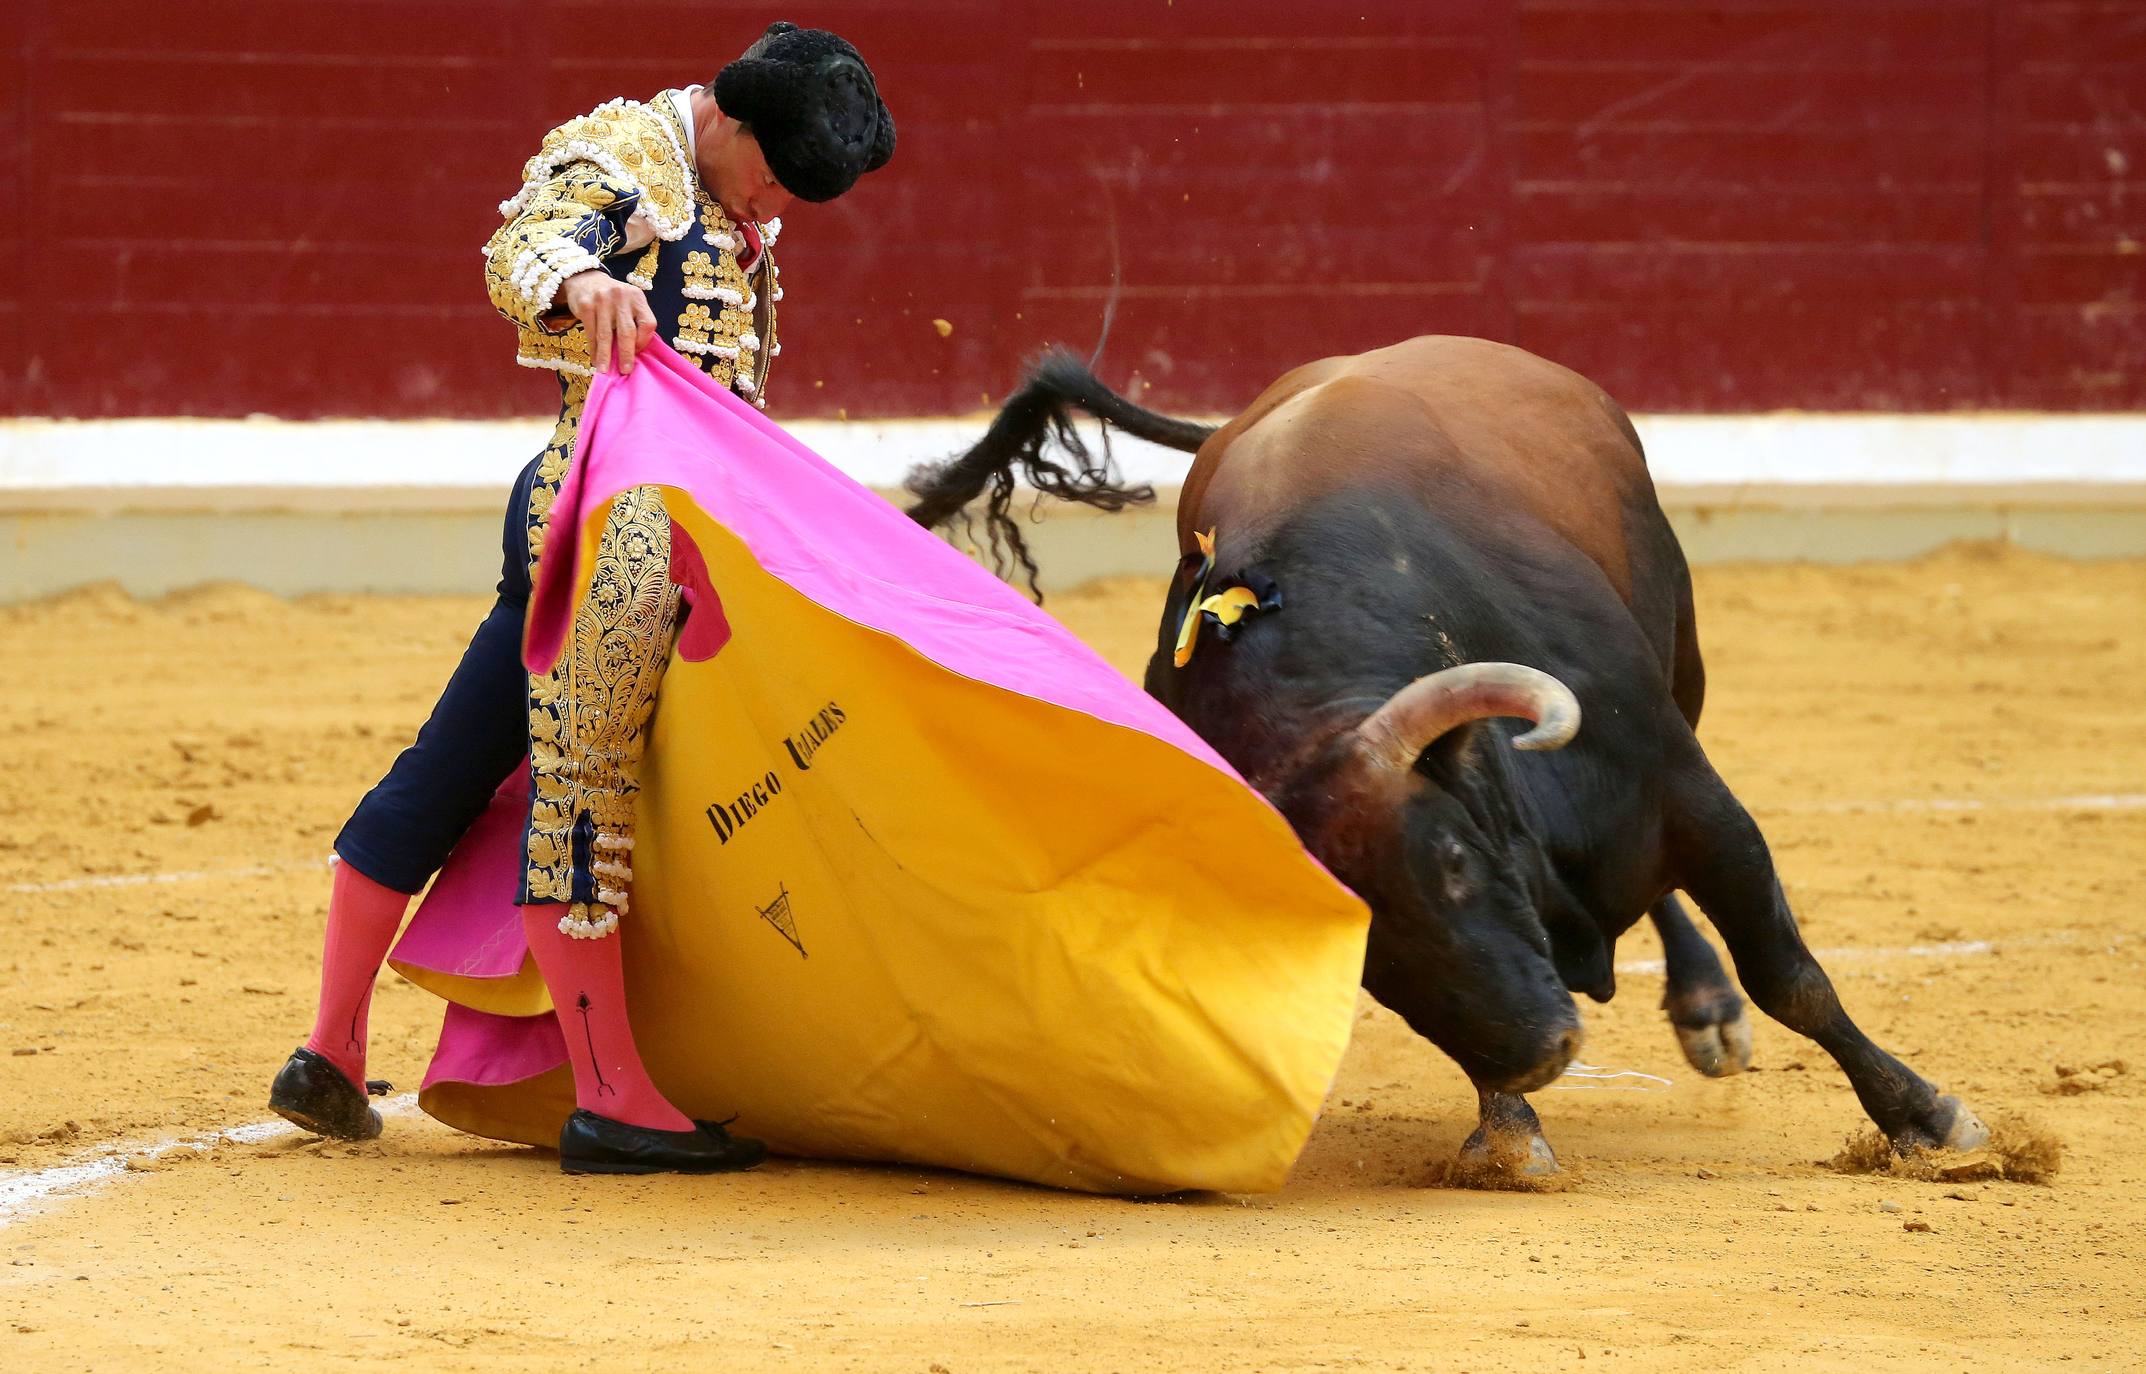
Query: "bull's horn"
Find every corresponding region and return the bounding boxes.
[1354,662,1581,770]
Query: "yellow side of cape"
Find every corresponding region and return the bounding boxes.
[430,494,1369,1195]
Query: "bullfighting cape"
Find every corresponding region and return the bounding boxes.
[389,341,1369,1194]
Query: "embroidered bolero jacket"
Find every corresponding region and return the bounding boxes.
[482,91,780,398]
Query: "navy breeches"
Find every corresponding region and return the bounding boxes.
[334,457,544,896]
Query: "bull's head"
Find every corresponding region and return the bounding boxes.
[1285,663,1586,1095]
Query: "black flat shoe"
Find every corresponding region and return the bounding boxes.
[267,1047,388,1141]
[557,1109,768,1175]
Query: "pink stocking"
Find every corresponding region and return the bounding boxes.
[520,906,694,1132]
[303,860,412,1088]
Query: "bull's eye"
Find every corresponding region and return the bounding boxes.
[1439,836,1477,904]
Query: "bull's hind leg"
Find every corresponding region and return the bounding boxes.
[1667,765,1988,1153]
[1449,1089,1560,1189]
[1651,894,1753,1077]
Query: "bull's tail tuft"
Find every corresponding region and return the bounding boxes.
[903,349,1218,600]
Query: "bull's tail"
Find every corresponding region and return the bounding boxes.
[903,348,1218,597]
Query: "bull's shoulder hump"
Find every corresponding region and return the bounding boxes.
[1358,336,1604,401]
[1189,357,1413,504]
[1220,354,1359,435]
[1229,337,1612,440]
[1254,373,1449,450]
[1195,373,1461,514]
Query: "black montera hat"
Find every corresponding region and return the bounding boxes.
[714,22,895,202]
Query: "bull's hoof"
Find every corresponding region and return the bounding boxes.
[1448,1120,1561,1191]
[1892,1094,1991,1155]
[1672,1005,1754,1078]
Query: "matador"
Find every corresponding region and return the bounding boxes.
[267,21,894,1174]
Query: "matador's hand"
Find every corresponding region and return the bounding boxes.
[562,270,658,376]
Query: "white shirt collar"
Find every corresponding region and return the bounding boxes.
[671,87,699,162]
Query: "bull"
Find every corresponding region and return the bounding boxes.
[904,335,1989,1184]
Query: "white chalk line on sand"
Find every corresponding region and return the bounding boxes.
[1767,792,2146,817]
[5,859,329,895]
[1534,929,2096,1095]
[1613,929,2093,979]
[1550,1063,1676,1094]
[1570,930,2098,1093]
[0,1094,419,1229]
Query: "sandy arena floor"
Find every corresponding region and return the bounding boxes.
[1,545,2142,1371]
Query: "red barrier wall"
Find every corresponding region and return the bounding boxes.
[3,1,2141,419]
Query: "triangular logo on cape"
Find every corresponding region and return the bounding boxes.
[757,883,807,959]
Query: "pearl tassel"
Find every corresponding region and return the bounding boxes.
[558,904,620,940]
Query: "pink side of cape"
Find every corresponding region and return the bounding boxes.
[395,341,1238,1094]
[527,343,1231,775]
[391,762,568,1093]
[390,762,532,983]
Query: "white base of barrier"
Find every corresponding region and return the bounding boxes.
[4,414,2143,599]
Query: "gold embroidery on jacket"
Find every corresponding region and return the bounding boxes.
[486,90,780,394]
[676,303,717,353]
[484,162,635,371]
[500,98,693,239]
[663,194,760,389]
[680,250,718,300]
[627,242,660,290]
[491,92,697,376]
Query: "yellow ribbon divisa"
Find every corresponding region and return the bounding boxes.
[1172,527,1219,668]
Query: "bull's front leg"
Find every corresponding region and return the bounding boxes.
[1448,1089,1560,1189]
[1651,893,1754,1077]
[1666,762,1988,1154]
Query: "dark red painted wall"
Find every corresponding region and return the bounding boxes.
[3,1,2141,419]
